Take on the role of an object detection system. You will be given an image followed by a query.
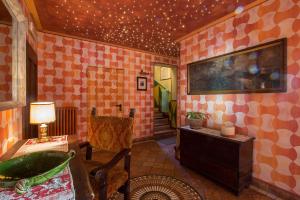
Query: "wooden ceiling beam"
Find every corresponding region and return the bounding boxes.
[24,0,42,30]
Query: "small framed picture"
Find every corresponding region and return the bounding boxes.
[137,77,147,91]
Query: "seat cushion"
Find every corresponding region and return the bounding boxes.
[83,150,128,198]
[91,150,124,169]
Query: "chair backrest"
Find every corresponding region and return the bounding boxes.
[88,115,134,152]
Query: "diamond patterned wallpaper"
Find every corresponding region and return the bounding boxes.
[178,0,300,195]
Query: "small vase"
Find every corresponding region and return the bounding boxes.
[188,118,203,129]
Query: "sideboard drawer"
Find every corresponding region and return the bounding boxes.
[181,152,239,188]
[181,129,239,169]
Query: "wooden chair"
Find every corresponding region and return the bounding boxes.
[80,108,134,200]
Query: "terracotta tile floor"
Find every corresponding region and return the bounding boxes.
[131,137,274,200]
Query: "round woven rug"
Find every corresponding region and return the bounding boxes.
[109,175,204,200]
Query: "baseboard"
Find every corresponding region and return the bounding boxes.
[133,133,176,144]
[252,177,300,200]
[133,135,154,143]
[153,132,176,140]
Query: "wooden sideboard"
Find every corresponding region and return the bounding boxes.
[180,126,254,195]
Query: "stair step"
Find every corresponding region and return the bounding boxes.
[154,116,166,120]
[154,108,159,112]
[154,124,171,131]
[154,118,169,125]
[154,113,164,118]
[154,122,169,126]
[154,116,168,120]
[154,117,169,121]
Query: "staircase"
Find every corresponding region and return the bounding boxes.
[154,108,176,138]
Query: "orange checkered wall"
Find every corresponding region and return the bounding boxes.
[37,32,178,140]
[0,0,37,156]
[87,67,125,117]
[0,108,23,156]
[0,24,12,102]
[179,0,300,195]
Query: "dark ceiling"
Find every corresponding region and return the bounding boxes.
[33,0,255,57]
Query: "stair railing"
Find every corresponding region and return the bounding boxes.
[153,80,177,128]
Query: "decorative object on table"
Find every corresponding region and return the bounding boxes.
[80,108,134,200]
[13,135,69,158]
[109,175,204,200]
[30,102,56,142]
[221,122,236,137]
[186,111,209,129]
[187,38,287,95]
[137,76,147,91]
[0,166,75,200]
[160,67,171,80]
[0,150,75,194]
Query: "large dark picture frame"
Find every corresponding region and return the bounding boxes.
[187,38,287,95]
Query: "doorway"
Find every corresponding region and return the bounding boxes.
[23,42,38,139]
[153,64,177,137]
[87,67,125,117]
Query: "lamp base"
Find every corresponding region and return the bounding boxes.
[38,123,49,142]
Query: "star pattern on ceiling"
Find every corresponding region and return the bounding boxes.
[33,0,255,57]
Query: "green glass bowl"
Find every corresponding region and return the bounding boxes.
[0,150,75,194]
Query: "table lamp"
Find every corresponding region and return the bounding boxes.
[30,102,56,141]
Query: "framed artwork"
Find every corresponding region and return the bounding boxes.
[161,67,171,80]
[137,77,147,91]
[187,38,287,95]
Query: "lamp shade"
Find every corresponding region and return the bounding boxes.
[30,102,56,124]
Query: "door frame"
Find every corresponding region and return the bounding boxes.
[22,42,38,139]
[152,62,178,129]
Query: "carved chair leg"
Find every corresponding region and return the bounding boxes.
[125,153,131,176]
[99,185,107,200]
[124,180,130,200]
[124,153,131,200]
[86,144,92,160]
[97,172,108,200]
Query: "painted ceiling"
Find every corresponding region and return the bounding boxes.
[33,0,255,57]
